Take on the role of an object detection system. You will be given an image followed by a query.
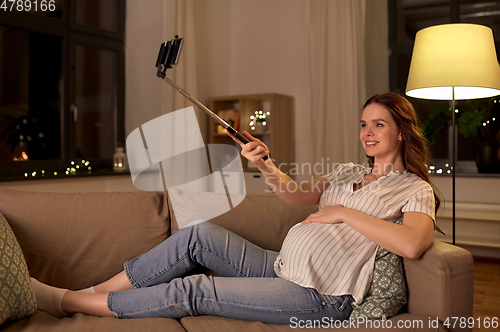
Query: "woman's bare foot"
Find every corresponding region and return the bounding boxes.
[93,271,134,293]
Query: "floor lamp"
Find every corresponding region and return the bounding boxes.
[405,23,500,245]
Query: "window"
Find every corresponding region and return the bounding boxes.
[0,0,125,180]
[389,0,500,174]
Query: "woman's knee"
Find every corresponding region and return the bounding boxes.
[175,221,226,245]
[188,221,225,237]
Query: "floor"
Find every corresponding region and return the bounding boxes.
[473,260,500,332]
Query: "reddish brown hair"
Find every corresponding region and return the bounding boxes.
[364,93,441,217]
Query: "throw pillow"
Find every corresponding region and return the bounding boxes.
[350,216,407,320]
[0,213,37,325]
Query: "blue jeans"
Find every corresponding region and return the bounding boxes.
[107,221,354,324]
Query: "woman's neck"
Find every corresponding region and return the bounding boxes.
[371,158,406,177]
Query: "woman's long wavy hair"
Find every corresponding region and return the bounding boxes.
[363,93,442,224]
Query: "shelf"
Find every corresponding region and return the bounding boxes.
[208,93,295,174]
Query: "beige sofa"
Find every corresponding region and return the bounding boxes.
[0,188,473,332]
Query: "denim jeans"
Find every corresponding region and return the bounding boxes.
[107,221,354,324]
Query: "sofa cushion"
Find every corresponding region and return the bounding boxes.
[0,189,170,290]
[350,245,406,320]
[0,311,186,332]
[0,213,37,325]
[350,217,407,320]
[180,314,445,331]
[170,193,318,252]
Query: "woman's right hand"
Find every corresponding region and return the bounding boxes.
[226,130,270,170]
[227,129,329,206]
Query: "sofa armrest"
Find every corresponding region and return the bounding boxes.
[403,240,474,332]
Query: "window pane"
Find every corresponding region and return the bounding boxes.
[397,0,450,42]
[0,26,62,162]
[74,45,116,160]
[75,0,118,32]
[460,0,500,41]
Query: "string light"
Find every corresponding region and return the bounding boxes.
[249,110,271,132]
[22,159,93,178]
[428,163,453,175]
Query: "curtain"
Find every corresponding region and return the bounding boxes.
[159,0,208,192]
[162,0,200,116]
[309,0,367,167]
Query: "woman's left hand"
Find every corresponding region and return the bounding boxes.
[301,204,346,224]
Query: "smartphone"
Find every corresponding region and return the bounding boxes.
[156,36,184,78]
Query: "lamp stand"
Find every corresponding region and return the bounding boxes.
[451,87,456,245]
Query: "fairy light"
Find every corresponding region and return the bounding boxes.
[21,160,93,179]
[249,110,271,132]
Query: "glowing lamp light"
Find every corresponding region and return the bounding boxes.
[406,24,500,101]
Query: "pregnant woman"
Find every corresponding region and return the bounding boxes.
[32,92,439,324]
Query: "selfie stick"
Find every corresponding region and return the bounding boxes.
[156,36,268,161]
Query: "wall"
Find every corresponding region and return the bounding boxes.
[193,0,312,179]
[431,175,500,257]
[365,0,390,98]
[124,0,390,182]
[194,0,390,182]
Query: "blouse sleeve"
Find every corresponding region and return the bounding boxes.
[401,183,436,221]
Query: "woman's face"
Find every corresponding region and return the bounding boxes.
[359,103,403,161]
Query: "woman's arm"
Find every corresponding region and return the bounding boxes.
[227,130,330,206]
[302,206,434,259]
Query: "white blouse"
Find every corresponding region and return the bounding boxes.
[274,163,435,304]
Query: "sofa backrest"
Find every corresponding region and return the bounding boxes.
[170,193,319,253]
[0,188,170,290]
[1,188,317,290]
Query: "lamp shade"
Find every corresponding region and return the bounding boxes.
[406,23,500,100]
